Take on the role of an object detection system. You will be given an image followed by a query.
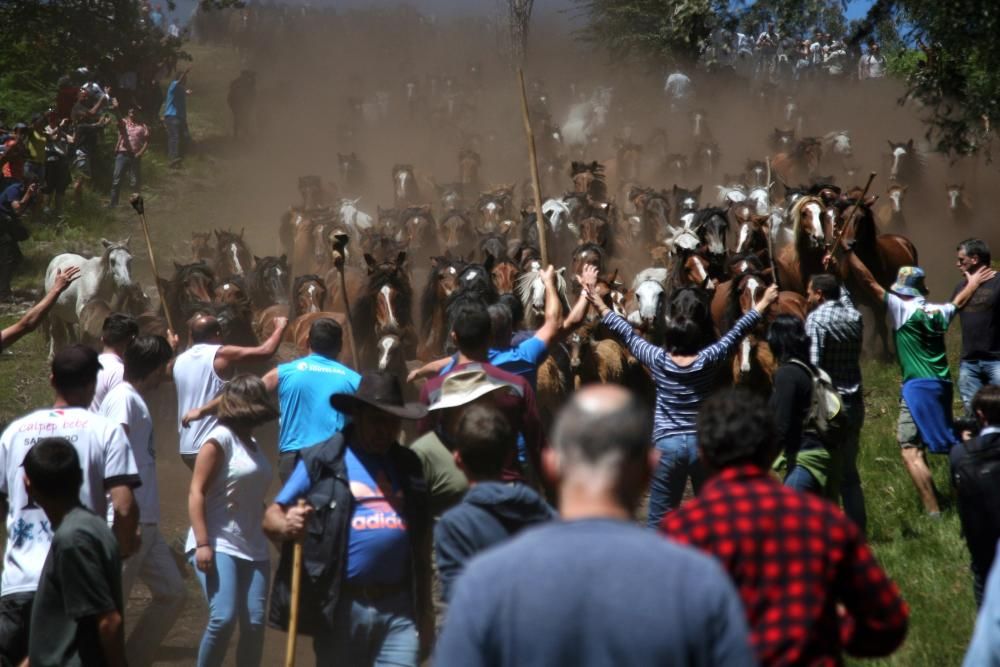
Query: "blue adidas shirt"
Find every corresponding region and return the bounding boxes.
[276,447,410,585]
[276,354,360,454]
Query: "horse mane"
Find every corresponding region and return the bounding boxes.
[479,233,509,262]
[692,207,728,229]
[786,195,824,263]
[289,274,327,322]
[216,274,251,303]
[837,198,878,251]
[516,266,568,313]
[214,229,245,246]
[247,255,289,308]
[570,160,605,179]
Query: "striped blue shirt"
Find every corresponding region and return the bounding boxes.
[602,309,762,440]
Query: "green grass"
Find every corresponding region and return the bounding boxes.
[847,329,977,666]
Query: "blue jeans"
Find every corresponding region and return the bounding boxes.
[959,359,1000,414]
[647,434,702,528]
[163,116,188,162]
[838,393,867,533]
[109,153,141,206]
[314,590,418,666]
[785,464,822,494]
[191,551,269,667]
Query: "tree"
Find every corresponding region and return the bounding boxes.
[498,0,536,67]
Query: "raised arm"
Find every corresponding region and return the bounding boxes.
[215,317,288,372]
[700,285,777,364]
[952,266,998,309]
[561,265,599,333]
[844,251,886,302]
[1,266,79,349]
[532,265,563,346]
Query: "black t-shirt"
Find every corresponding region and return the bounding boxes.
[28,506,123,667]
[954,275,1000,360]
[769,361,817,459]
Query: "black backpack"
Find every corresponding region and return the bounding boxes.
[952,435,1000,507]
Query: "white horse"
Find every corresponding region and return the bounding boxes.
[627,268,668,328]
[747,185,771,216]
[516,263,568,330]
[337,197,374,236]
[43,238,135,359]
[561,87,612,150]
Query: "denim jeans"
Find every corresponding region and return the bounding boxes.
[163,116,188,162]
[785,464,822,494]
[959,359,1000,414]
[647,433,702,528]
[836,393,867,533]
[313,590,418,666]
[191,551,269,667]
[109,153,141,207]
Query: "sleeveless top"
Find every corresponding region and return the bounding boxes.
[174,343,225,456]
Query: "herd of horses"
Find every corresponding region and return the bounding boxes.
[37,106,942,423]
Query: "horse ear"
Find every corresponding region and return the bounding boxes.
[672,185,680,194]
[906,138,914,149]
[396,251,407,267]
[214,229,221,239]
[173,261,182,270]
[101,238,111,249]
[254,255,261,262]
[864,194,879,207]
[484,253,495,273]
[693,185,702,196]
[240,228,245,238]
[364,253,377,269]
[280,254,287,264]
[886,140,893,149]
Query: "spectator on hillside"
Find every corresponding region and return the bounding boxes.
[90,313,139,412]
[434,402,555,602]
[0,175,39,300]
[70,87,113,205]
[100,335,185,665]
[806,272,867,531]
[585,268,778,526]
[858,41,886,80]
[950,385,1000,605]
[173,314,288,468]
[434,385,754,666]
[24,113,47,190]
[0,266,79,348]
[0,345,140,665]
[846,251,996,515]
[662,388,910,665]
[954,239,1000,412]
[25,439,128,667]
[264,371,433,665]
[42,111,72,217]
[0,123,28,187]
[162,68,192,168]
[109,105,149,208]
[187,375,276,667]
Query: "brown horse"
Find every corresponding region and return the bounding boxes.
[570,161,608,202]
[946,183,973,224]
[775,195,828,295]
[392,164,420,207]
[352,252,416,367]
[458,149,482,198]
[158,261,216,343]
[190,232,214,264]
[214,229,255,278]
[729,202,771,259]
[418,255,462,360]
[772,137,823,188]
[475,187,515,234]
[490,256,520,296]
[398,205,439,257]
[836,198,919,358]
[577,207,615,254]
[438,209,477,258]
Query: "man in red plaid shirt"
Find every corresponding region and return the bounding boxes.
[662,388,909,666]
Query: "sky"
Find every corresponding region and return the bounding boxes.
[168,0,878,26]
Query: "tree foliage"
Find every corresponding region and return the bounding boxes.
[0,0,186,118]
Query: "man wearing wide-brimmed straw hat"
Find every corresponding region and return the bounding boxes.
[845,250,996,516]
[409,368,518,518]
[263,370,433,666]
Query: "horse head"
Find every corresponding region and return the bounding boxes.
[887,183,907,214]
[400,206,437,252]
[887,139,914,181]
[376,332,403,372]
[101,238,134,289]
[291,275,327,319]
[490,257,519,296]
[250,255,290,307]
[214,229,254,277]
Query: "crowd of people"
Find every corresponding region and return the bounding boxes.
[0,2,190,301]
[0,223,998,665]
[700,22,887,85]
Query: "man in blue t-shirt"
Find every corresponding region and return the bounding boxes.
[0,178,37,299]
[263,371,432,666]
[409,264,587,388]
[161,68,191,167]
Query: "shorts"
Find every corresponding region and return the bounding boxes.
[897,398,923,449]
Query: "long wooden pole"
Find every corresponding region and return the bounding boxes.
[129,194,176,334]
[764,157,779,289]
[332,233,358,368]
[283,513,304,667]
[517,68,549,266]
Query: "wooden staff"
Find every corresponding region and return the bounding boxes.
[764,157,780,288]
[831,171,877,256]
[332,232,358,368]
[129,194,175,334]
[284,499,306,667]
[517,68,549,266]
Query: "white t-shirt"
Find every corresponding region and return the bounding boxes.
[100,382,159,525]
[174,344,225,456]
[0,407,139,595]
[89,352,124,412]
[185,425,271,562]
